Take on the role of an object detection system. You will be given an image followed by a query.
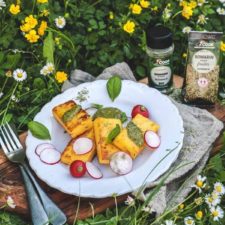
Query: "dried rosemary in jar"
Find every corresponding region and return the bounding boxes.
[183,31,223,105]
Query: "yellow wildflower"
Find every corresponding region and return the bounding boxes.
[130,4,142,14]
[221,41,225,52]
[37,0,48,3]
[20,23,32,32]
[182,5,193,19]
[40,9,50,17]
[189,0,197,8]
[123,20,135,34]
[38,21,47,36]
[9,4,20,15]
[25,30,40,43]
[25,15,38,29]
[109,11,114,20]
[195,210,203,220]
[55,71,68,83]
[140,0,150,8]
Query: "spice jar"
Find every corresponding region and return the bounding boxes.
[146,26,174,94]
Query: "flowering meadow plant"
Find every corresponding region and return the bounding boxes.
[0,0,225,129]
[0,1,225,224]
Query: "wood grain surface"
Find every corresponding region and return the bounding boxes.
[0,76,224,224]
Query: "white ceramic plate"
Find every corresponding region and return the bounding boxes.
[26,80,184,198]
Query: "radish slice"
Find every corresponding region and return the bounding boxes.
[73,137,93,155]
[110,152,133,175]
[86,162,103,179]
[144,130,160,149]
[40,148,61,165]
[35,143,56,156]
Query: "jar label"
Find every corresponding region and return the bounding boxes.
[150,66,172,86]
[192,49,217,74]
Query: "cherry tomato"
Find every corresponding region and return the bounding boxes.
[70,160,86,178]
[131,105,149,118]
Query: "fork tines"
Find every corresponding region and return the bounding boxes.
[0,122,22,154]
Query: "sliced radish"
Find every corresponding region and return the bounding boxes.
[86,162,103,179]
[40,148,61,165]
[144,130,160,149]
[35,143,56,156]
[73,137,93,155]
[110,152,133,175]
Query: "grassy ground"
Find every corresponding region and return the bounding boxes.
[0,211,30,225]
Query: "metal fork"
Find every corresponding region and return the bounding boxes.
[0,122,67,225]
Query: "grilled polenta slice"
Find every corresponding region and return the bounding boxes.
[94,117,122,164]
[52,100,93,138]
[61,129,96,165]
[113,114,160,159]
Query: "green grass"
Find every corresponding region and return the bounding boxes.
[0,211,30,225]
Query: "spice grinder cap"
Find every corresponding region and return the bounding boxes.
[147,26,173,49]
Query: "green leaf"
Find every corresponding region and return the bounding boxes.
[107,76,122,102]
[28,121,51,140]
[43,31,55,63]
[107,124,121,143]
[33,78,46,89]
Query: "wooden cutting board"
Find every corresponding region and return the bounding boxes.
[0,76,224,224]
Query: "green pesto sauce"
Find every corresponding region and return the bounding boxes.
[62,105,81,123]
[93,107,123,120]
[127,121,143,147]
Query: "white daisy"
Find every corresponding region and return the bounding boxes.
[11,95,19,103]
[182,26,192,34]
[217,7,225,15]
[210,206,224,221]
[164,220,176,225]
[124,196,135,206]
[40,62,55,76]
[205,192,221,207]
[6,196,16,209]
[192,175,206,193]
[214,182,225,196]
[197,14,208,25]
[197,0,207,6]
[184,216,195,225]
[13,69,27,82]
[55,16,66,29]
[0,0,6,10]
[0,92,3,99]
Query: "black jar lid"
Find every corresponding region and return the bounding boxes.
[147,26,173,49]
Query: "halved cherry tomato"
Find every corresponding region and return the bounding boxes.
[131,105,149,118]
[70,160,86,178]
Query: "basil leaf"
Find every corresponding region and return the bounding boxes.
[107,124,121,143]
[121,112,128,123]
[28,121,51,140]
[106,76,122,102]
[91,103,103,109]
